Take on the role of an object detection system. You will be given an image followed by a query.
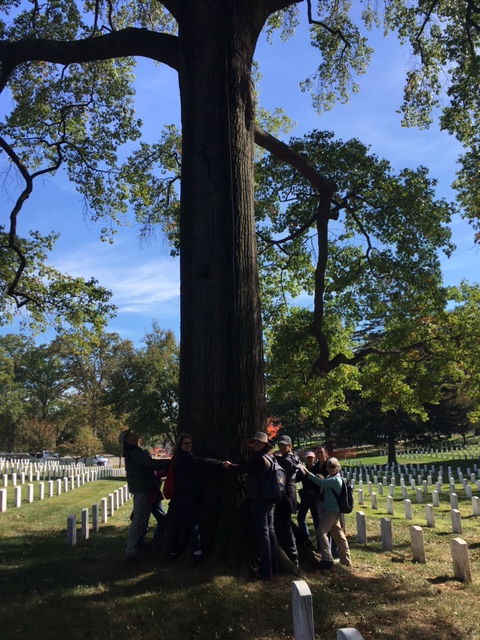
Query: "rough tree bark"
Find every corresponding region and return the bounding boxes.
[176,1,270,563]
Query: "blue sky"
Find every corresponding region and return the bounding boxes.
[1,11,478,346]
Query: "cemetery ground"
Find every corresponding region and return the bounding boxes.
[1,461,480,640]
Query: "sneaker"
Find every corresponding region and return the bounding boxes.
[317,560,334,570]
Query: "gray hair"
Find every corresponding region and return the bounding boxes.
[327,456,341,470]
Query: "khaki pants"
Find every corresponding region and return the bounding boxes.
[316,510,351,565]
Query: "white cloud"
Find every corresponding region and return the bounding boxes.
[53,238,180,316]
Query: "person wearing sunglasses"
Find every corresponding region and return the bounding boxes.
[303,456,351,570]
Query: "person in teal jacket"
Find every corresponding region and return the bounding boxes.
[304,456,351,569]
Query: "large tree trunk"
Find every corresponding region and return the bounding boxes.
[177,1,267,563]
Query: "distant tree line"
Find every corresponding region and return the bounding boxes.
[0,322,179,459]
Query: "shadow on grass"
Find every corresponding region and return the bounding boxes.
[0,523,472,640]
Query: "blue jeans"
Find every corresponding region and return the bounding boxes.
[296,494,319,541]
[151,500,166,541]
[250,499,278,578]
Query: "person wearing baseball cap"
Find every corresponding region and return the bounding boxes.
[274,435,305,568]
[295,452,319,547]
[224,431,278,580]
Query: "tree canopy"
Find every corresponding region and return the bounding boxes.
[1,1,480,330]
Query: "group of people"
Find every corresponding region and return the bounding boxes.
[119,428,351,578]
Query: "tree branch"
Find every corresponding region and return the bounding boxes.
[309,341,429,378]
[254,124,337,195]
[306,0,351,49]
[257,211,318,249]
[0,28,179,93]
[0,134,63,307]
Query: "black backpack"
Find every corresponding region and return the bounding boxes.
[261,454,287,503]
[332,477,354,514]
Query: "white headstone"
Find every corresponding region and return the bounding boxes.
[108,493,115,517]
[356,511,367,544]
[425,504,435,528]
[404,499,412,520]
[336,630,365,640]
[81,508,89,539]
[451,538,471,583]
[291,580,314,640]
[386,495,394,515]
[101,497,108,523]
[451,509,462,534]
[380,518,393,551]
[410,525,426,563]
[67,514,77,547]
[92,503,99,533]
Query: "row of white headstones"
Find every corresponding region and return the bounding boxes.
[340,461,477,584]
[0,464,126,511]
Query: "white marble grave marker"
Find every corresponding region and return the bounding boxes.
[81,508,89,539]
[404,499,412,520]
[451,509,462,534]
[291,580,314,640]
[356,511,367,544]
[451,538,471,583]
[380,518,393,551]
[425,504,435,528]
[410,525,426,563]
[472,496,480,517]
[67,514,77,547]
[337,630,365,640]
[92,503,99,533]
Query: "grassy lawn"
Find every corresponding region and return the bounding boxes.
[1,458,480,640]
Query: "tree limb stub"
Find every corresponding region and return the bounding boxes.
[0,29,179,93]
